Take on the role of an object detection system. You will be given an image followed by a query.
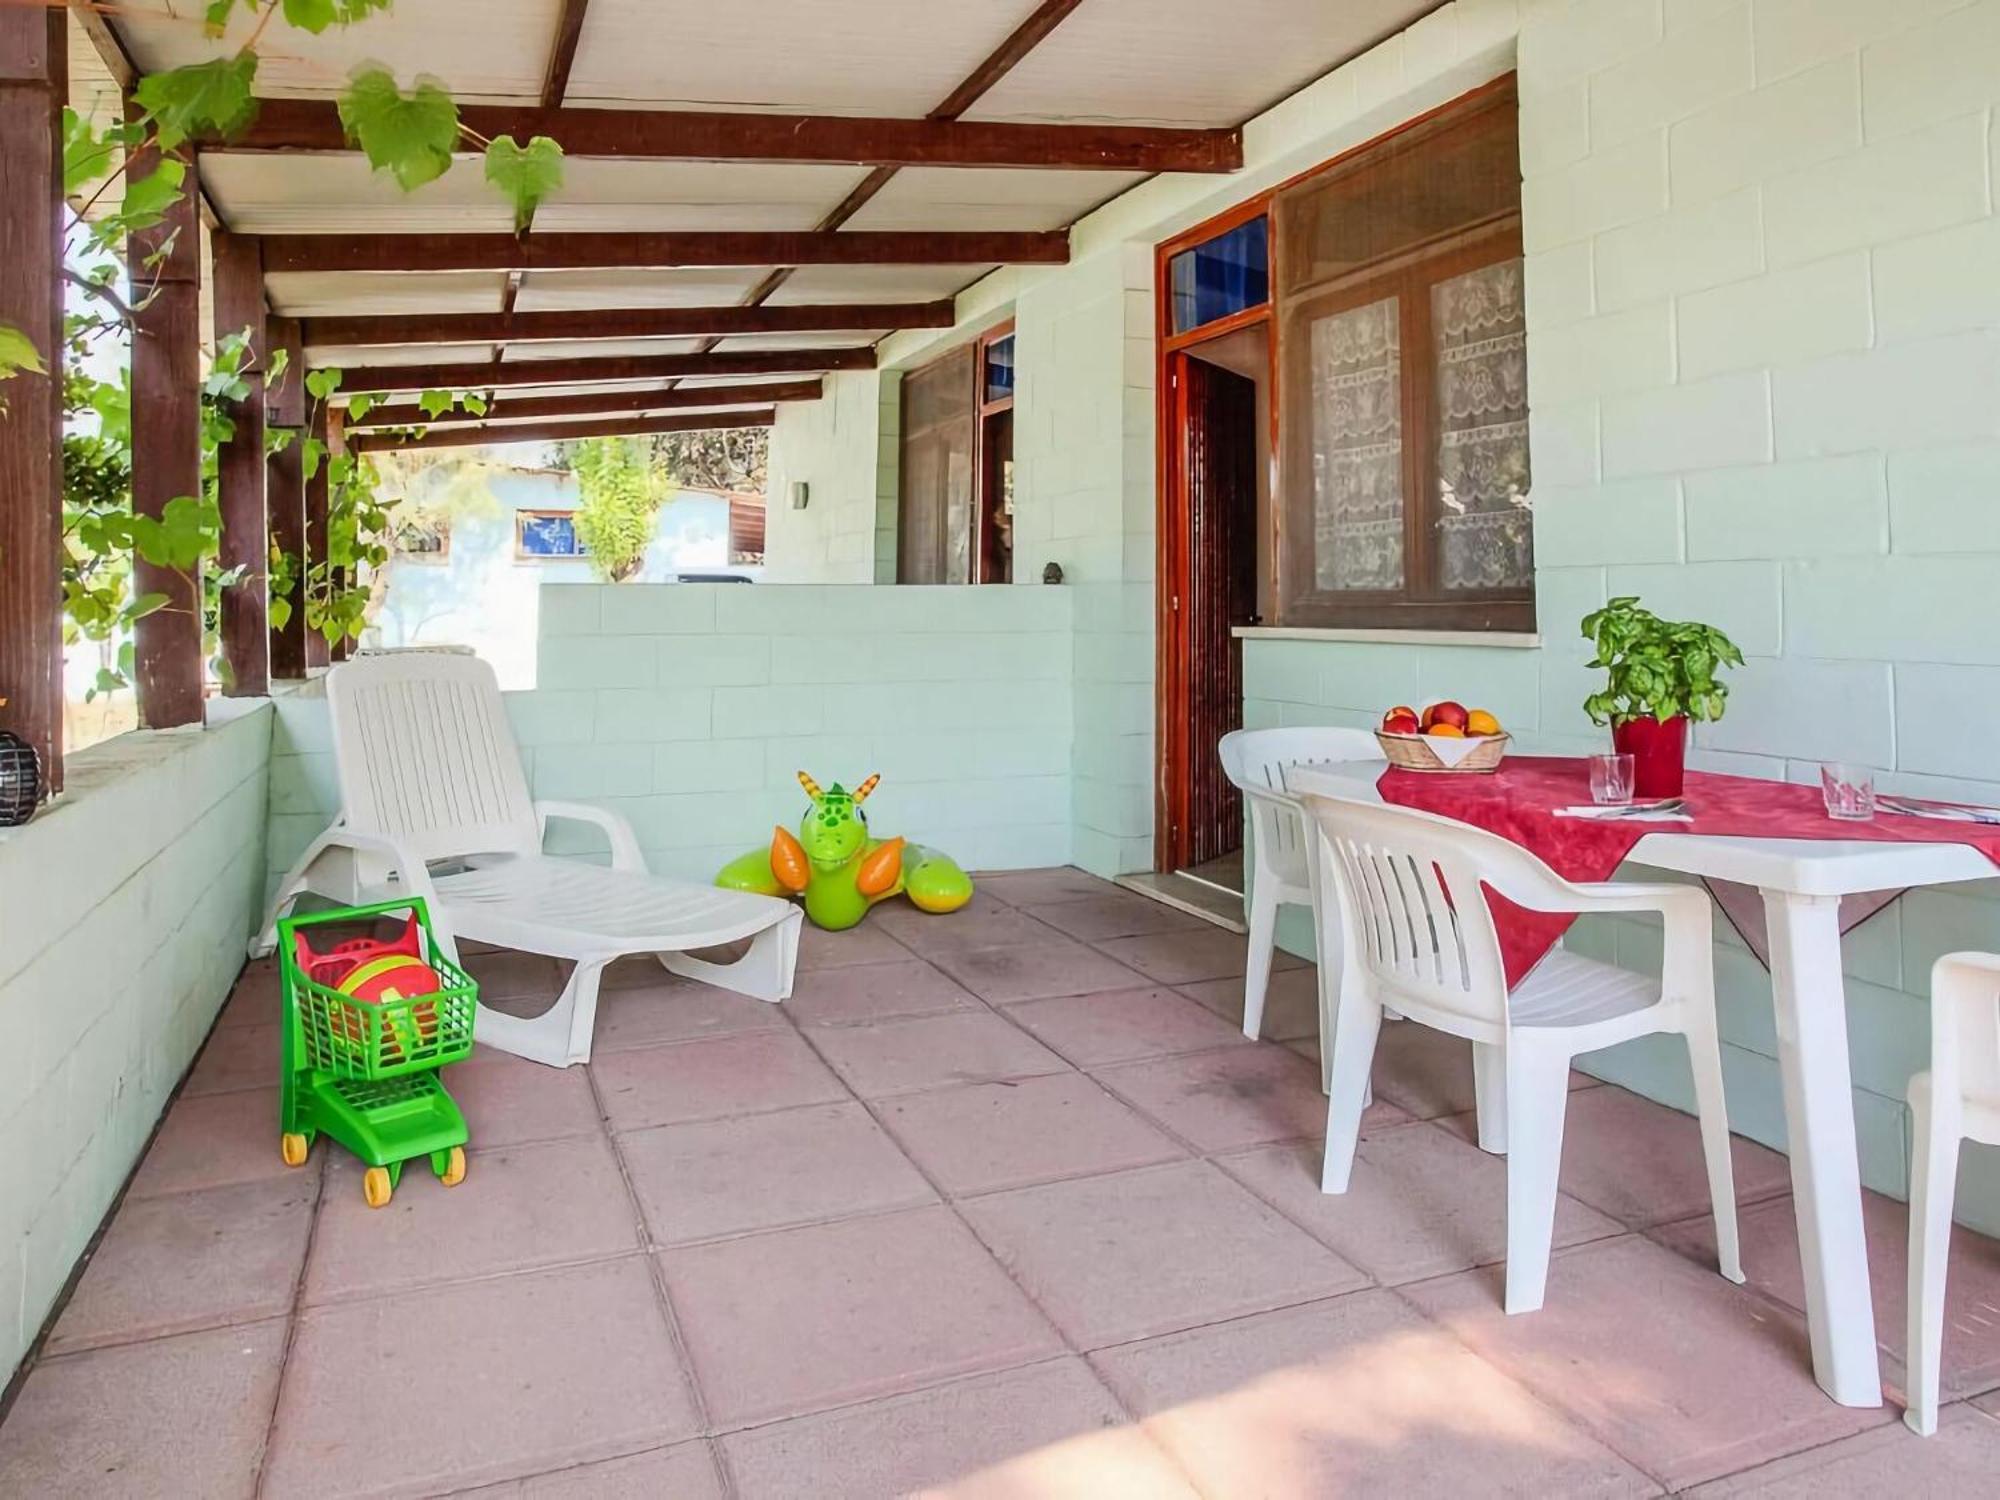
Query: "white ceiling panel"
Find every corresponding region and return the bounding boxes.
[765,264,992,305]
[202,155,516,234]
[844,167,1145,232]
[514,268,765,312]
[310,341,497,368]
[532,160,869,233]
[114,0,560,102]
[265,272,510,317]
[499,338,708,363]
[484,377,684,399]
[707,331,886,354]
[565,0,1044,116]
[966,0,1437,127]
[674,373,823,390]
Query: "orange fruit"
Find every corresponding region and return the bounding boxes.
[1426,723,1466,738]
[1465,709,1501,736]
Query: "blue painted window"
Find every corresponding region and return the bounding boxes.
[516,510,586,558]
[983,334,1015,403]
[1169,216,1269,335]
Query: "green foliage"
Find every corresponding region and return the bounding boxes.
[1581,596,1745,727]
[571,437,674,583]
[0,322,47,383]
[483,134,565,231]
[338,67,459,190]
[62,108,139,195]
[134,54,260,149]
[418,388,456,419]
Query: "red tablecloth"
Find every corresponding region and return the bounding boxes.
[1376,757,2000,984]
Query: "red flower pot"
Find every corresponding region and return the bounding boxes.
[1612,715,1689,799]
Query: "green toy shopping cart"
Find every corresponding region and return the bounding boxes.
[277,897,477,1208]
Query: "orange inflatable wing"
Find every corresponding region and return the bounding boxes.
[770,825,809,892]
[855,836,906,898]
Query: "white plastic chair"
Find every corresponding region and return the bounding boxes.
[261,653,801,1068]
[1300,790,1744,1314]
[1905,951,2000,1435]
[1217,727,1383,1046]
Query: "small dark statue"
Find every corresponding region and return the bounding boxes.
[0,709,41,826]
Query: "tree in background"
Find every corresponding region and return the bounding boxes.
[570,436,674,582]
[642,427,768,494]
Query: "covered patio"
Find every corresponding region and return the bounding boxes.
[7,0,2000,1495]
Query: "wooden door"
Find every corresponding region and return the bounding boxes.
[898,345,976,583]
[1168,353,1259,868]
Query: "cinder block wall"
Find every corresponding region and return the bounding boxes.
[1244,0,2000,1225]
[266,583,1076,902]
[0,703,273,1377]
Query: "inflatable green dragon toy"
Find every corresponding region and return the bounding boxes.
[716,771,974,930]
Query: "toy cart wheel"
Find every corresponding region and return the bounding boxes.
[362,1167,394,1209]
[437,1146,466,1187]
[280,1133,310,1168]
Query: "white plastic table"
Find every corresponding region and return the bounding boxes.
[1291,761,1995,1409]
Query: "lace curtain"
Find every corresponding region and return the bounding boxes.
[1432,259,1532,591]
[1309,295,1403,592]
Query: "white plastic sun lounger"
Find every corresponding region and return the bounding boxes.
[260,653,800,1067]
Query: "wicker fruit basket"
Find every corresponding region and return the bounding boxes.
[1375,730,1510,774]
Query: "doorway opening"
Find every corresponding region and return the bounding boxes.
[1157,319,1271,898]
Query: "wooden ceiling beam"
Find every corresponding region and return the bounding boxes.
[352,408,774,454]
[540,0,590,109]
[263,230,1064,275]
[339,346,871,394]
[302,299,951,348]
[345,379,822,430]
[205,101,1241,174]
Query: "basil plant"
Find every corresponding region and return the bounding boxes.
[1580,596,1744,727]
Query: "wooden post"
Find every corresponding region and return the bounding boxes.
[0,9,65,791]
[212,230,269,695]
[126,103,204,727]
[326,407,351,663]
[304,394,330,669]
[266,315,308,678]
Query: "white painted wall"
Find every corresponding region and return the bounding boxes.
[0,702,272,1377]
[266,583,1075,906]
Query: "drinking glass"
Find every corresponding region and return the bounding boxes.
[1589,752,1636,805]
[1821,762,1877,821]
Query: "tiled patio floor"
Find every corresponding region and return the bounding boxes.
[7,867,2000,1496]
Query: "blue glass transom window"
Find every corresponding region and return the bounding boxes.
[983,334,1015,404]
[1169,215,1270,335]
[516,510,586,558]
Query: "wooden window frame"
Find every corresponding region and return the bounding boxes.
[895,318,1015,585]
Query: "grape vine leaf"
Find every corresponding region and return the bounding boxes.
[338,68,459,190]
[0,322,48,381]
[460,392,488,416]
[484,135,565,231]
[417,388,455,419]
[305,368,343,401]
[347,393,378,419]
[135,55,261,149]
[63,108,123,195]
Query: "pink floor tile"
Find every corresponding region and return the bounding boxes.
[127,1086,306,1199]
[218,958,282,1029]
[1365,1017,1483,1118]
[0,1320,287,1500]
[877,1073,1186,1196]
[973,868,1120,906]
[1442,1081,1793,1228]
[661,1205,1061,1426]
[1092,1293,1652,1499]
[1403,1234,1892,1489]
[1096,1044,1401,1153]
[591,977,789,1051]
[958,1159,1369,1348]
[48,1177,315,1355]
[305,1134,639,1303]
[1687,1402,2000,1496]
[797,921,912,970]
[807,1011,1070,1098]
[266,1258,697,1498]
[1653,1189,2000,1400]
[872,899,1061,956]
[1004,985,1251,1066]
[592,1029,847,1132]
[1180,965,1320,1042]
[470,1442,727,1498]
[723,1358,1198,1500]
[621,1101,935,1245]
[1096,928,1306,987]
[1026,892,1208,943]
[448,1048,604,1147]
[464,949,568,1002]
[1215,1128,1622,1287]
[782,957,981,1027]
[930,939,1152,1004]
[184,1020,282,1097]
